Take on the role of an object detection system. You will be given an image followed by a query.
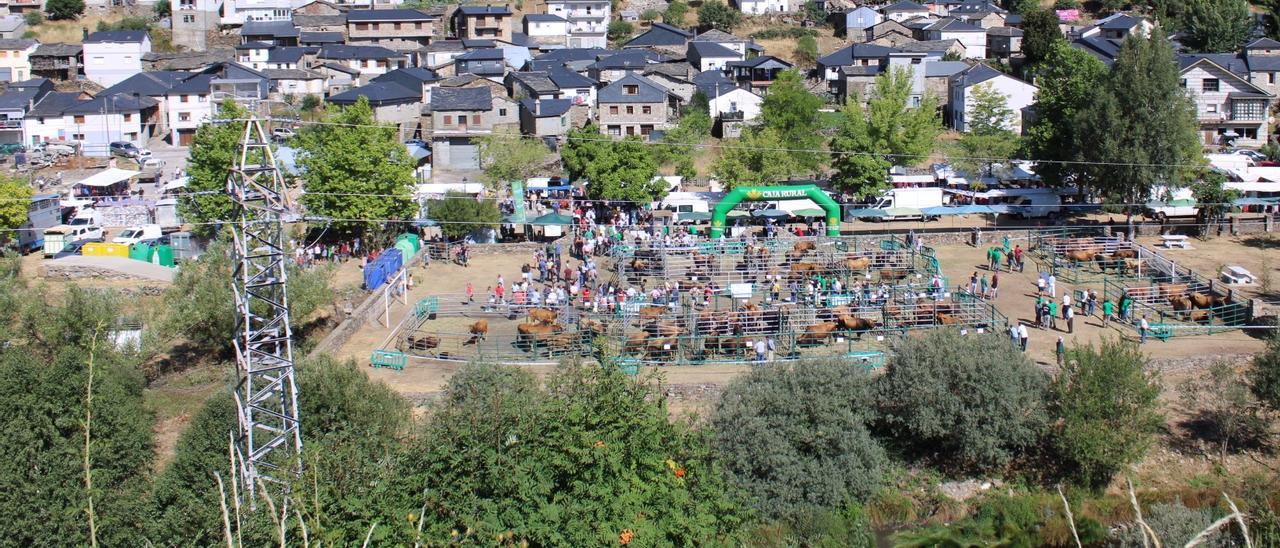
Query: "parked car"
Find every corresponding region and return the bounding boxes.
[112,224,162,245]
[404,139,427,147]
[32,142,76,156]
[1229,149,1266,162]
[109,141,142,158]
[142,157,165,169]
[54,238,103,258]
[273,127,296,142]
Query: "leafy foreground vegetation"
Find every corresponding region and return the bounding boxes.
[0,257,1277,544]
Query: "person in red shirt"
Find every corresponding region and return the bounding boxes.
[495,283,505,303]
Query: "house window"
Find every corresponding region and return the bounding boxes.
[728,101,737,112]
[181,94,189,103]
[640,124,653,136]
[626,126,635,135]
[472,114,481,125]
[1271,73,1277,85]
[561,115,567,126]
[626,105,634,114]
[0,52,7,58]
[609,105,619,114]
[356,23,369,30]
[1180,78,1187,88]
[73,115,85,124]
[642,105,651,114]
[415,22,423,29]
[73,133,84,140]
[199,94,207,102]
[123,113,132,122]
[1234,100,1265,120]
[444,115,453,125]
[179,112,191,121]
[1207,104,1218,114]
[607,124,620,135]
[1202,78,1219,92]
[394,22,402,30]
[183,15,194,23]
[364,60,372,68]
[624,85,638,95]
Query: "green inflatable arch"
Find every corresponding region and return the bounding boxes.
[709,185,841,238]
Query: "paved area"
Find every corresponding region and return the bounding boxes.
[43,255,177,282]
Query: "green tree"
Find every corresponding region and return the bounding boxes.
[1191,171,1238,234]
[1025,42,1108,187]
[0,288,153,546]
[44,0,84,20]
[298,96,416,233]
[1049,339,1163,488]
[1021,9,1064,68]
[1180,0,1252,53]
[389,361,747,545]
[1074,33,1201,223]
[148,356,410,546]
[712,127,799,187]
[153,0,170,17]
[299,94,322,112]
[181,100,252,236]
[563,124,664,202]
[1003,0,1040,13]
[23,10,42,26]
[698,0,740,31]
[711,360,888,520]
[475,131,550,188]
[641,8,660,21]
[1251,335,1280,413]
[829,68,941,197]
[654,100,711,167]
[0,174,31,243]
[425,191,501,239]
[957,84,1021,177]
[162,238,333,356]
[664,0,689,24]
[607,19,634,44]
[794,35,818,67]
[876,330,1049,472]
[759,69,824,172]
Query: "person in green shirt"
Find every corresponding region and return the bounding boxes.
[1102,299,1113,327]
[991,247,1003,272]
[1049,300,1058,329]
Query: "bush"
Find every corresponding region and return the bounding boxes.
[876,330,1049,472]
[44,0,84,20]
[607,19,634,43]
[640,8,659,21]
[698,0,740,31]
[711,360,888,520]
[1251,335,1280,413]
[895,492,1106,546]
[1049,339,1163,488]
[1111,499,1233,547]
[749,27,818,40]
[664,0,688,24]
[97,15,150,31]
[153,0,170,17]
[389,361,748,545]
[23,10,42,26]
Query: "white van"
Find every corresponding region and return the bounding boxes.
[864,188,945,220]
[1144,186,1198,221]
[658,191,726,216]
[43,225,105,257]
[112,224,162,245]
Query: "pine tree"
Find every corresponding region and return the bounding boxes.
[1180,0,1252,53]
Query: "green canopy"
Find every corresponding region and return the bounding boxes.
[752,209,790,219]
[725,210,750,219]
[1234,197,1279,206]
[793,208,827,217]
[529,212,575,226]
[679,211,712,222]
[884,207,922,217]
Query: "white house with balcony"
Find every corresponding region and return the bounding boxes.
[221,0,293,26]
[164,73,215,146]
[736,0,789,15]
[545,0,609,48]
[83,31,151,88]
[1181,57,1275,148]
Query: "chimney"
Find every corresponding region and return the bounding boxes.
[82,27,88,41]
[534,99,540,115]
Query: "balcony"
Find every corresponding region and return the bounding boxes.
[0,119,22,129]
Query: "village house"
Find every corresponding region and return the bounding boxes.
[451,5,513,42]
[596,72,671,139]
[948,63,1037,133]
[83,30,152,88]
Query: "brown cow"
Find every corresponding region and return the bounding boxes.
[879,269,908,281]
[646,337,678,358]
[791,262,822,273]
[639,306,668,320]
[624,333,648,355]
[580,318,608,335]
[1111,249,1138,259]
[1187,309,1211,323]
[405,334,439,352]
[1122,258,1142,272]
[937,313,962,325]
[648,320,683,337]
[464,320,488,345]
[517,322,563,348]
[798,322,838,345]
[838,315,877,332]
[843,256,872,271]
[793,240,816,253]
[630,258,649,272]
[1065,250,1096,263]
[528,307,558,324]
[1168,295,1193,311]
[1159,283,1189,299]
[1189,293,1214,309]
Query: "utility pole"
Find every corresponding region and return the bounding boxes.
[225,116,301,504]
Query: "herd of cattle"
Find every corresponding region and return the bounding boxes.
[626,240,919,287]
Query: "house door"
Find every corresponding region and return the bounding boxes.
[1203,129,1216,145]
[449,138,479,170]
[178,129,196,146]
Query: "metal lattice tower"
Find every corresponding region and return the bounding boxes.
[226,117,301,501]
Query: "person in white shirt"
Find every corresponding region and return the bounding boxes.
[1139,316,1150,344]
[1018,323,1029,352]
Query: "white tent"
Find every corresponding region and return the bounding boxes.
[163,177,189,191]
[75,168,140,188]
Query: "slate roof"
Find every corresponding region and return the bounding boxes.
[520,97,572,117]
[461,38,497,48]
[424,39,467,52]
[726,55,792,69]
[817,43,898,66]
[241,20,300,38]
[262,68,326,80]
[0,85,46,111]
[590,49,663,70]
[1246,37,1280,49]
[598,73,668,103]
[924,18,984,32]
[923,60,969,77]
[318,62,361,75]
[623,23,693,47]
[347,8,437,21]
[372,67,439,89]
[509,71,558,93]
[300,31,344,44]
[688,41,739,59]
[102,71,191,96]
[7,77,49,89]
[235,41,273,50]
[168,73,215,93]
[533,47,613,63]
[31,43,81,57]
[0,39,36,50]
[987,26,1022,37]
[1071,36,1122,64]
[692,29,745,43]
[456,48,505,61]
[881,0,927,12]
[267,47,318,64]
[457,5,511,15]
[64,93,158,114]
[328,81,421,105]
[548,66,595,87]
[84,30,148,44]
[1099,13,1142,30]
[951,63,1029,88]
[524,14,567,22]
[1178,53,1247,74]
[318,44,405,60]
[26,91,84,118]
[894,39,961,53]
[431,86,493,110]
[950,0,1005,14]
[1245,53,1280,72]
